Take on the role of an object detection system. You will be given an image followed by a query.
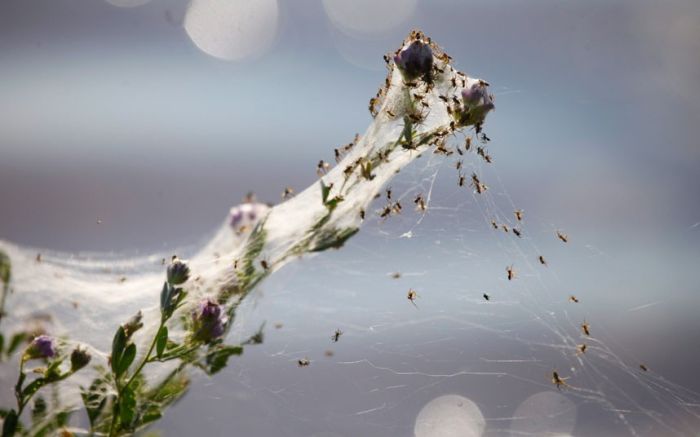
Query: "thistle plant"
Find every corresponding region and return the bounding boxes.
[0,30,493,436]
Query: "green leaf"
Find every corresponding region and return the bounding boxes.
[174,289,188,311]
[0,250,11,288]
[156,326,168,359]
[236,219,268,291]
[81,377,109,427]
[205,345,243,375]
[29,410,73,437]
[2,409,18,437]
[30,396,47,423]
[111,326,127,375]
[21,377,47,400]
[7,332,27,356]
[117,343,136,377]
[141,406,162,425]
[43,358,63,382]
[320,180,332,203]
[119,386,136,430]
[147,369,190,404]
[244,323,265,345]
[159,281,171,315]
[311,227,359,252]
[360,160,375,180]
[54,411,70,428]
[324,195,345,212]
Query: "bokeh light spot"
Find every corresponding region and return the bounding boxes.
[184,0,279,61]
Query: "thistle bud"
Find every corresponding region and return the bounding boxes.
[24,335,56,360]
[192,299,225,344]
[167,256,190,285]
[70,346,92,371]
[394,40,433,82]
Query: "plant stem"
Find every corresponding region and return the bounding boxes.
[147,344,199,363]
[108,318,165,437]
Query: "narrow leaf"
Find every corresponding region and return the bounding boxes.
[30,396,47,423]
[21,378,46,400]
[205,345,243,375]
[0,250,11,287]
[81,379,108,427]
[117,343,136,377]
[2,409,18,437]
[156,326,168,359]
[160,281,169,314]
[111,327,126,375]
[119,386,136,429]
[7,332,27,356]
[320,180,331,203]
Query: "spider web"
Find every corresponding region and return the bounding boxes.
[137,142,699,437]
[1,44,699,437]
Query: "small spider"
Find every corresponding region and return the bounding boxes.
[316,160,330,177]
[506,265,515,281]
[282,186,295,199]
[298,358,311,367]
[581,320,591,336]
[331,329,343,343]
[407,288,419,307]
[552,371,569,390]
[556,230,569,243]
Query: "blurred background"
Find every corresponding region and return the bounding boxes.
[1,0,699,436]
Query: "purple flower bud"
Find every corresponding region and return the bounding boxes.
[70,346,92,371]
[461,83,492,107]
[167,256,190,285]
[192,299,226,344]
[459,82,495,125]
[25,335,56,360]
[394,40,433,81]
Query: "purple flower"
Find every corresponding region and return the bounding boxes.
[394,40,433,81]
[25,335,56,360]
[192,299,226,344]
[229,202,269,231]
